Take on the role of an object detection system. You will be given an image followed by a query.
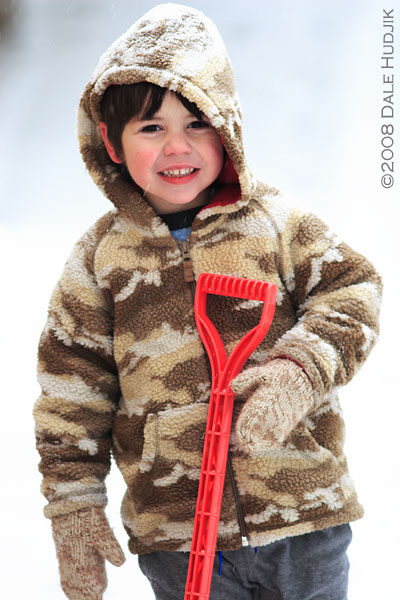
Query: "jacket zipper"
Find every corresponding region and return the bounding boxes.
[177,239,249,547]
[180,240,195,283]
[227,452,249,546]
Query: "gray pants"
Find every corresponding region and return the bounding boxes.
[139,524,352,599]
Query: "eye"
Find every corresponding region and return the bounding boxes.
[140,124,162,133]
[188,120,210,130]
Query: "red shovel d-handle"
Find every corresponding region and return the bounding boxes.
[184,273,277,600]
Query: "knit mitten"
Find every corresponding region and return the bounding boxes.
[232,359,315,453]
[51,507,126,600]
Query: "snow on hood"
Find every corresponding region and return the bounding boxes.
[77,3,259,220]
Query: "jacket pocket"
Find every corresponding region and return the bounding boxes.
[288,420,340,468]
[139,403,208,480]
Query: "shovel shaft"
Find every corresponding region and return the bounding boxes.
[184,274,277,600]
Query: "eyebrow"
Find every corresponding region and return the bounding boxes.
[139,116,164,122]
[138,112,203,123]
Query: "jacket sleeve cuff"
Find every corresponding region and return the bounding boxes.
[42,480,107,519]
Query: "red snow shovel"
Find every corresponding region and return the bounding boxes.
[184,273,277,600]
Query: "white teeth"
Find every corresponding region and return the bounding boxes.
[160,168,196,177]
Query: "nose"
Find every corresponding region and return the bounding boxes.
[163,131,192,156]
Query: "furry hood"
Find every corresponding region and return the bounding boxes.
[77,3,264,220]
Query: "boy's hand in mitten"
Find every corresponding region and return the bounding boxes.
[232,359,315,453]
[51,507,126,600]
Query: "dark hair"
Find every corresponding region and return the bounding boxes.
[101,82,204,160]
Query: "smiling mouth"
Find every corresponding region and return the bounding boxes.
[159,167,198,178]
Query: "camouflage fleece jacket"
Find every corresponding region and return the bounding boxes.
[34,4,382,555]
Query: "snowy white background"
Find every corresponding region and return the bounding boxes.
[0,0,399,598]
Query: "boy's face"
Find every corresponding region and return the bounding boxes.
[100,91,224,214]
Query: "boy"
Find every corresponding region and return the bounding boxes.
[34,4,382,599]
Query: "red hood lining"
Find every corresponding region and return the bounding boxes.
[201,144,241,211]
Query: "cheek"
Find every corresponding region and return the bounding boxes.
[126,149,156,182]
[206,138,224,176]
